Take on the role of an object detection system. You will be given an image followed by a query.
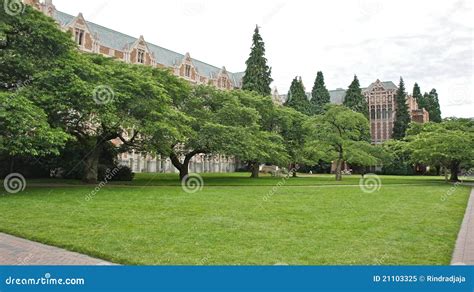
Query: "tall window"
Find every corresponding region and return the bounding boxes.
[376,105,381,119]
[382,105,387,119]
[388,105,393,119]
[137,49,145,64]
[185,65,191,77]
[75,29,85,46]
[370,106,376,120]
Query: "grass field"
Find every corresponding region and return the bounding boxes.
[0,173,471,265]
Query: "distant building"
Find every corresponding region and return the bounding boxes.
[281,79,430,144]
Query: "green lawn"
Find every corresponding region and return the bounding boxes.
[0,174,471,265]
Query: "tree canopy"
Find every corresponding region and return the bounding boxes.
[392,77,411,139]
[285,76,311,115]
[406,118,474,181]
[304,105,379,181]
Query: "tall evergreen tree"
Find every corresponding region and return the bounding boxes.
[392,77,411,139]
[285,77,310,115]
[426,89,442,123]
[310,71,331,115]
[242,25,273,96]
[412,83,423,103]
[343,75,369,118]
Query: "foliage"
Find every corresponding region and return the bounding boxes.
[392,77,411,139]
[406,118,474,181]
[304,105,379,180]
[310,71,331,115]
[285,77,311,115]
[242,26,273,96]
[343,75,369,118]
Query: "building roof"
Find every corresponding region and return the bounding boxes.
[53,10,243,87]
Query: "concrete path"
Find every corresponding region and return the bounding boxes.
[451,188,474,265]
[0,233,115,265]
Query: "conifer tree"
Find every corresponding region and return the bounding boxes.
[426,89,442,123]
[285,77,310,115]
[343,75,369,118]
[392,77,411,139]
[242,25,273,96]
[310,71,331,115]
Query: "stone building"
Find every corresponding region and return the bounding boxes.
[25,0,244,174]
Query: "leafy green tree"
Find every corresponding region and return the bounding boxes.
[25,53,183,183]
[392,77,411,139]
[238,91,290,178]
[162,85,273,181]
[275,107,309,176]
[0,3,71,165]
[407,118,474,181]
[0,3,75,90]
[304,105,379,181]
[242,25,273,96]
[343,75,369,118]
[310,71,331,115]
[285,77,311,115]
[0,92,68,157]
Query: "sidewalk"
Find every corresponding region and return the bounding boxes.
[0,233,115,265]
[451,188,474,265]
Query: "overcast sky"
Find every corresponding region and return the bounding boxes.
[53,0,473,118]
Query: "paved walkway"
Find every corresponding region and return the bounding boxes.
[451,188,474,265]
[0,233,115,265]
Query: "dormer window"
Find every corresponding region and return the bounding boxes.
[137,49,145,64]
[75,29,85,46]
[185,65,191,77]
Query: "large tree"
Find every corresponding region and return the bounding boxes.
[242,25,273,96]
[343,75,369,118]
[161,85,277,181]
[304,105,379,181]
[425,89,442,123]
[0,3,72,168]
[285,77,311,115]
[275,106,309,176]
[392,77,411,140]
[310,71,331,115]
[407,118,474,181]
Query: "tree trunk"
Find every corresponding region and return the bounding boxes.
[170,151,200,182]
[449,161,460,182]
[335,159,343,181]
[291,163,297,177]
[82,143,102,184]
[250,161,259,178]
[444,166,449,182]
[435,165,441,176]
